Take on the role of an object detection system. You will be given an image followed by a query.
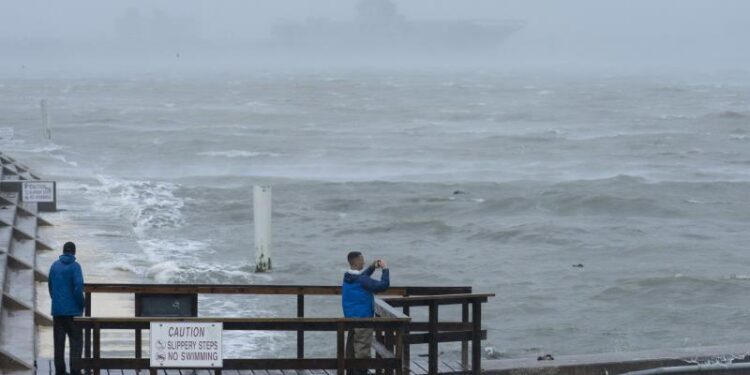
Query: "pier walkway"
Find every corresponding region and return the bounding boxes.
[35,358,471,375]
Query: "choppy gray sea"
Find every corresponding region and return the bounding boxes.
[2,71,750,359]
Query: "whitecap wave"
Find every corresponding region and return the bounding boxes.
[137,238,210,263]
[95,175,185,235]
[145,261,271,284]
[197,150,280,158]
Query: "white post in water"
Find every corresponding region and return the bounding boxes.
[254,185,272,272]
[40,99,51,140]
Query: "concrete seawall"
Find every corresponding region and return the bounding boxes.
[483,344,750,375]
[0,152,54,375]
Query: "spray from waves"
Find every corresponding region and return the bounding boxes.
[138,238,264,284]
[92,175,263,285]
[95,175,186,235]
[145,261,271,284]
[0,138,79,167]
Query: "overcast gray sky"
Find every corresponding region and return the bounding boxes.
[1,0,749,73]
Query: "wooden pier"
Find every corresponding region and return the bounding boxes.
[66,284,492,375]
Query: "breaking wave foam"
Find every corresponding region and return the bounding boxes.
[197,150,280,158]
[96,175,185,235]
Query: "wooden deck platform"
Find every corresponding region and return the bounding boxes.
[36,359,470,375]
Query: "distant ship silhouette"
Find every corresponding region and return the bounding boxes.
[271,0,523,55]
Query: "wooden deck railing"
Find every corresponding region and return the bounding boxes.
[80,284,491,375]
[73,316,408,375]
[380,294,493,375]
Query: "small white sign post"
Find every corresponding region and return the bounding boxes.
[150,322,223,368]
[22,181,55,202]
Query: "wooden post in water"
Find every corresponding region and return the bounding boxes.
[254,185,272,272]
[40,99,51,140]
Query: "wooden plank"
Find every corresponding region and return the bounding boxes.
[82,283,471,297]
[307,368,326,375]
[382,294,494,308]
[407,330,487,344]
[121,369,138,375]
[373,340,396,359]
[73,319,410,332]
[437,360,455,374]
[36,358,52,375]
[374,298,409,319]
[449,360,468,373]
[409,360,428,375]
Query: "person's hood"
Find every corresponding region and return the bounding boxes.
[344,269,364,283]
[59,253,76,264]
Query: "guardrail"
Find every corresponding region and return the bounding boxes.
[378,294,493,375]
[73,316,409,375]
[81,283,492,375]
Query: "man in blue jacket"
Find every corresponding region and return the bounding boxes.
[48,242,85,375]
[342,251,390,375]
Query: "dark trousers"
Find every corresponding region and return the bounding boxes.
[53,316,83,375]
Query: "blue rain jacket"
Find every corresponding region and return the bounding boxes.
[342,265,390,318]
[48,253,85,316]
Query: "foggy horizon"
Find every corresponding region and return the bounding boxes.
[2,0,749,76]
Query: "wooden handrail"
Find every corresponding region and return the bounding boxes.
[382,293,494,307]
[74,316,407,375]
[83,283,472,296]
[74,316,410,330]
[375,298,410,319]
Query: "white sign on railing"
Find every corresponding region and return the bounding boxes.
[22,181,55,203]
[150,322,223,368]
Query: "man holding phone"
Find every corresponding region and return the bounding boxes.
[342,251,390,375]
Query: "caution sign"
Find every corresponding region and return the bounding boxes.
[150,322,223,368]
[22,181,55,203]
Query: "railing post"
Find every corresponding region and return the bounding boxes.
[402,305,410,373]
[461,302,469,370]
[297,294,305,358]
[93,322,100,375]
[84,292,92,375]
[428,301,438,375]
[136,328,142,359]
[472,300,482,375]
[375,329,385,375]
[396,325,405,375]
[385,330,394,375]
[337,322,346,375]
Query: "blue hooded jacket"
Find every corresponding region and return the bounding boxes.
[342,265,390,318]
[48,253,85,317]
